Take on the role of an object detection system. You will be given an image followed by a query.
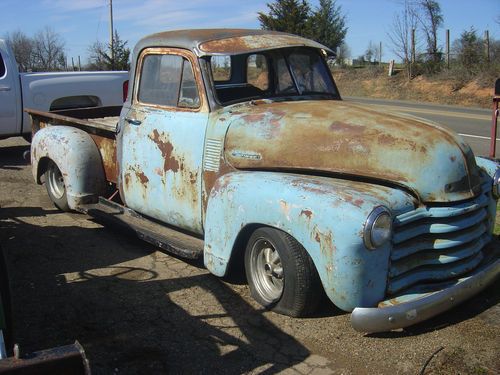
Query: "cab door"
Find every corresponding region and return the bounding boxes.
[118,48,209,234]
[0,47,21,136]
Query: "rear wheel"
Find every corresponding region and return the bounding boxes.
[244,227,321,317]
[45,160,70,212]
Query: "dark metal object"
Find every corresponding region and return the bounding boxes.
[81,197,204,259]
[489,78,500,158]
[0,341,90,374]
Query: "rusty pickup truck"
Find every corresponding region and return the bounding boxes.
[28,29,500,333]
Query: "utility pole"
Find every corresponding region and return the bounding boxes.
[109,0,114,70]
[446,29,450,69]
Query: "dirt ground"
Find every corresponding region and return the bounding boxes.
[0,137,499,374]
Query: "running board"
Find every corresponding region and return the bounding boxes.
[79,198,204,259]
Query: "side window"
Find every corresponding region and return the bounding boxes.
[138,53,200,108]
[179,61,200,108]
[211,55,231,81]
[247,54,268,91]
[0,53,6,78]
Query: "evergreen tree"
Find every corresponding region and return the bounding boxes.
[88,30,130,71]
[307,0,347,51]
[258,0,311,37]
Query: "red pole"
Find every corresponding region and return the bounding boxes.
[490,97,499,158]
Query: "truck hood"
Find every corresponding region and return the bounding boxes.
[223,100,481,203]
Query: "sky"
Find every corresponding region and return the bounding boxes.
[0,0,499,65]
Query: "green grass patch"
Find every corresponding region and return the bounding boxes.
[495,201,500,236]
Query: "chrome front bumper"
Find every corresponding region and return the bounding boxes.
[351,257,500,333]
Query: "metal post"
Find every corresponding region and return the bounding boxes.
[485,30,490,63]
[411,28,416,64]
[109,0,114,70]
[78,56,81,71]
[379,41,382,65]
[446,29,450,69]
[71,57,75,71]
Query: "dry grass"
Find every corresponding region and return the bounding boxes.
[332,67,496,108]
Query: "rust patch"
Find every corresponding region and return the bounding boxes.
[149,129,180,173]
[300,209,313,219]
[189,172,197,184]
[378,134,397,146]
[91,135,118,183]
[450,155,456,162]
[353,199,364,207]
[135,170,149,186]
[300,210,313,219]
[124,172,131,189]
[312,226,335,256]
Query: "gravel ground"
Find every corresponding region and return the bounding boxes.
[0,137,499,374]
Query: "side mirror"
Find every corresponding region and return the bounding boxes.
[495,78,500,96]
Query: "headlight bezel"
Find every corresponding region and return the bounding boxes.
[363,206,393,250]
[492,168,500,199]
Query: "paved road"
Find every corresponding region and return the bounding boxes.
[345,96,496,157]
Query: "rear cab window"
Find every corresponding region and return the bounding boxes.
[137,51,200,109]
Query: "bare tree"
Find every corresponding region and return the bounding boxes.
[417,0,443,63]
[365,41,381,63]
[335,42,351,66]
[4,30,35,71]
[388,0,419,79]
[32,27,66,71]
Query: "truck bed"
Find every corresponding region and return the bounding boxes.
[27,106,121,183]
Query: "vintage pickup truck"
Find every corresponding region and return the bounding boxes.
[28,29,500,333]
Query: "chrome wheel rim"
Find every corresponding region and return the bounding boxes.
[250,238,283,303]
[47,164,65,200]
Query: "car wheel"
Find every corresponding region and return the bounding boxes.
[244,227,321,317]
[45,160,70,212]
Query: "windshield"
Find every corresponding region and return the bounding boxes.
[208,47,339,105]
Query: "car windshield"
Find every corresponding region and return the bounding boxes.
[208,47,339,105]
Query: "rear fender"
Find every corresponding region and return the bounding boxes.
[31,126,106,209]
[204,171,414,311]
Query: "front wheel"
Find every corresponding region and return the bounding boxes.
[45,160,70,212]
[244,227,321,317]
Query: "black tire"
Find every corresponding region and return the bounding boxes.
[45,160,70,212]
[244,227,322,317]
[0,245,13,357]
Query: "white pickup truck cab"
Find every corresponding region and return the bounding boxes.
[0,39,128,140]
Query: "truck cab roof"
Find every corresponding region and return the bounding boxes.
[133,29,332,56]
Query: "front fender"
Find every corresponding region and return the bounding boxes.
[204,172,415,311]
[31,126,106,209]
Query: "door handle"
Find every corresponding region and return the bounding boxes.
[125,117,141,126]
[0,85,11,92]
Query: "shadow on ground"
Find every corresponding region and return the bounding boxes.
[1,206,311,374]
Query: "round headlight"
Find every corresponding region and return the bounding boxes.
[364,206,392,250]
[493,168,500,199]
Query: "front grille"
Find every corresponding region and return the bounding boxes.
[388,185,493,296]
